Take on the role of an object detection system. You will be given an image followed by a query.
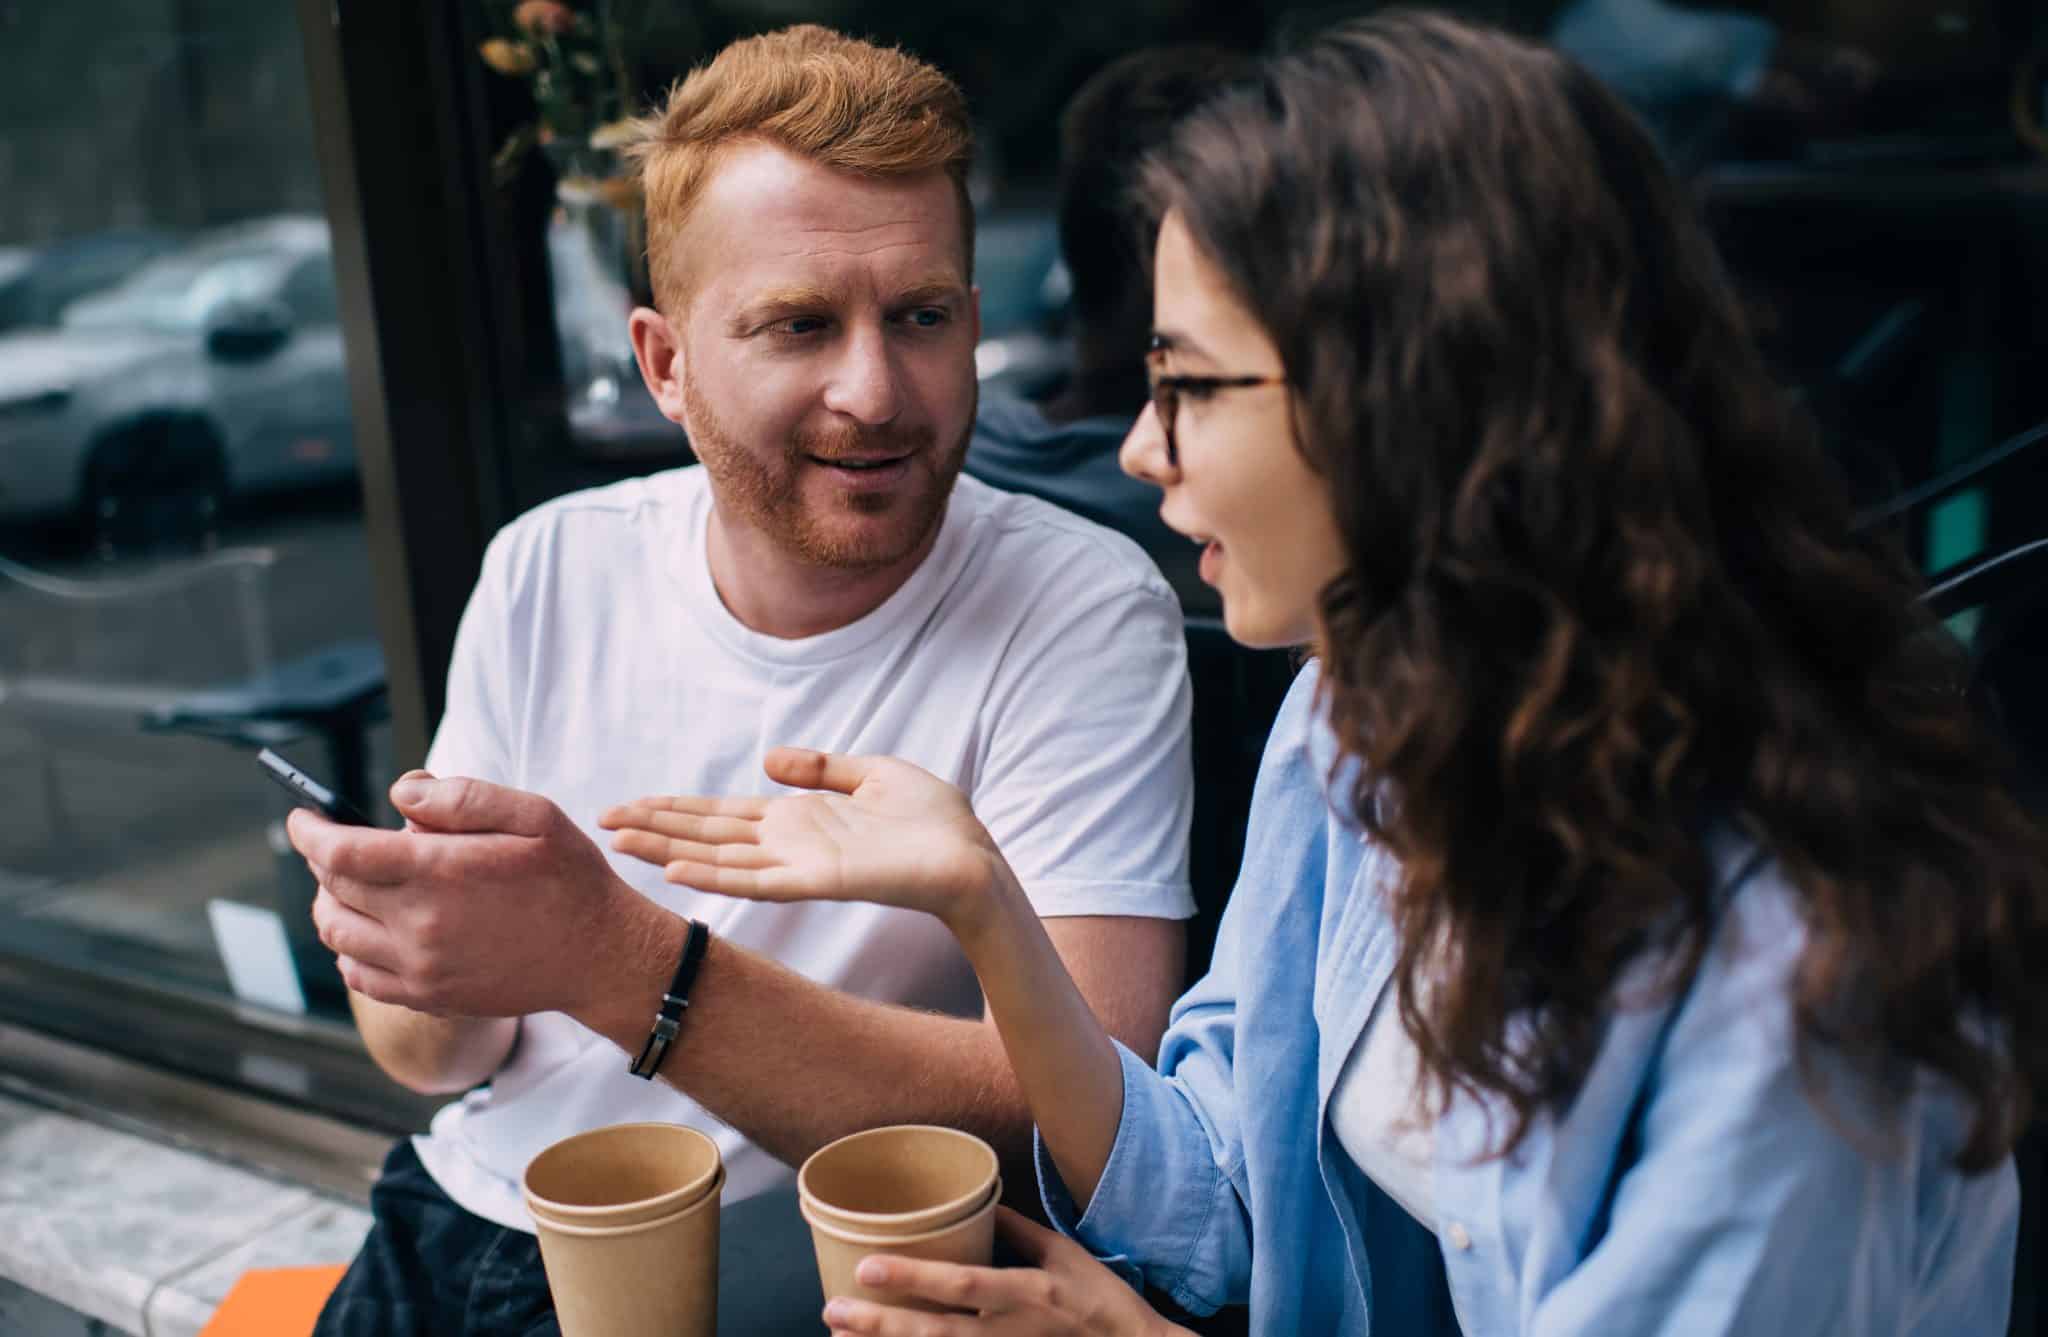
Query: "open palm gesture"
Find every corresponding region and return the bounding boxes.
[600,747,1005,925]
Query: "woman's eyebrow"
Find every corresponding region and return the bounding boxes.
[1149,328,1217,365]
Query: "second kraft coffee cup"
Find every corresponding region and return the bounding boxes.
[797,1123,999,1236]
[522,1123,724,1337]
[797,1124,1001,1310]
[800,1176,1000,1310]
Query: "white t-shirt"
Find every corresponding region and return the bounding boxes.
[1329,983,1437,1231]
[411,466,1195,1230]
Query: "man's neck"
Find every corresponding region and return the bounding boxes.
[704,506,942,640]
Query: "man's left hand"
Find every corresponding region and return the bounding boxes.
[289,771,647,1019]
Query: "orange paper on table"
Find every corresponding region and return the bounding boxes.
[197,1264,348,1337]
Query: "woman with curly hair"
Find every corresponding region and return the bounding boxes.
[602,12,2047,1334]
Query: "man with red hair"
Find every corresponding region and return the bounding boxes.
[294,26,1192,1335]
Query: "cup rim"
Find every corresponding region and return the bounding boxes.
[799,1176,1000,1248]
[522,1122,722,1225]
[530,1164,725,1238]
[797,1124,999,1231]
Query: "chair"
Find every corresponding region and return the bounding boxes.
[1181,615,1299,987]
[1919,536,2048,1337]
[0,546,278,849]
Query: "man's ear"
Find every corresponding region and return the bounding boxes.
[628,306,689,426]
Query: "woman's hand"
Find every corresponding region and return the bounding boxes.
[599,747,1009,930]
[820,1207,1194,1337]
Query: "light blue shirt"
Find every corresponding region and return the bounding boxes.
[1038,665,2018,1333]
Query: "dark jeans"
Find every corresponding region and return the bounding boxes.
[315,1140,560,1337]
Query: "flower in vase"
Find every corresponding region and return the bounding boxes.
[480,38,538,76]
[514,0,579,37]
[588,120,641,151]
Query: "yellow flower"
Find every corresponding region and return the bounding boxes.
[513,0,577,36]
[588,119,640,151]
[480,38,537,76]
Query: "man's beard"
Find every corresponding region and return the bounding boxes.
[683,367,973,572]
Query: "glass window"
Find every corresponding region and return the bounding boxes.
[0,6,394,1054]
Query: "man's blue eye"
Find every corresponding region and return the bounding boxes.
[783,317,826,335]
[906,308,947,328]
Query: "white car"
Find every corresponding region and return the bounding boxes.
[0,216,354,544]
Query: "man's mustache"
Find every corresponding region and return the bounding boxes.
[790,421,936,460]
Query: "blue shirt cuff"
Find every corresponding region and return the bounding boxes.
[1033,1040,1233,1312]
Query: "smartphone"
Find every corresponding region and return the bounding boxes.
[257,747,374,826]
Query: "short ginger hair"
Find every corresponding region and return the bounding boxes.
[624,25,975,313]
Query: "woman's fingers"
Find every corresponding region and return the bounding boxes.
[853,1254,1061,1317]
[598,794,769,829]
[992,1206,1083,1272]
[626,808,761,844]
[663,860,779,899]
[764,747,881,796]
[610,829,774,870]
[821,1297,980,1335]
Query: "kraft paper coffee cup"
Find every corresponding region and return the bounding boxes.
[531,1167,723,1337]
[801,1177,999,1311]
[797,1124,999,1237]
[523,1124,724,1337]
[524,1121,721,1229]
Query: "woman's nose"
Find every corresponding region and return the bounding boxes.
[1120,399,1175,486]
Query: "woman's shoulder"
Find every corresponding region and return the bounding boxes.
[1251,660,1338,813]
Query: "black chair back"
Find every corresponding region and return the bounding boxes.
[1182,616,1298,988]
[1920,538,2048,1337]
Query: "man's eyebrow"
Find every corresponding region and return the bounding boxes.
[734,284,841,324]
[892,279,969,308]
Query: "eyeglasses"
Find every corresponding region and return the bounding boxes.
[1145,356,1286,468]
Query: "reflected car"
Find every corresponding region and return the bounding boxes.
[0,216,354,540]
[0,228,182,333]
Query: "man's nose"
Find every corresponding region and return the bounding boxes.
[820,326,903,426]
[1120,399,1175,485]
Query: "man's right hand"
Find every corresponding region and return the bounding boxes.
[290,771,651,1023]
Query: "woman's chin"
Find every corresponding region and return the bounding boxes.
[1212,597,1277,651]
[1219,598,1309,652]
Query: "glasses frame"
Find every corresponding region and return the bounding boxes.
[1144,358,1286,467]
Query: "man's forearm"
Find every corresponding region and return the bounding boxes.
[572,909,1037,1172]
[349,991,518,1096]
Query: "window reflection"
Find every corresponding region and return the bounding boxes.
[0,7,388,1026]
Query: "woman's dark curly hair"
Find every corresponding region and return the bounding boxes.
[1141,11,2048,1170]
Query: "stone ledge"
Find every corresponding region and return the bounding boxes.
[0,1091,369,1337]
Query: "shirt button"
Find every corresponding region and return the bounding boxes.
[1446,1223,1473,1252]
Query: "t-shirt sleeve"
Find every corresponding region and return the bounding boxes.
[971,576,1194,920]
[423,530,519,786]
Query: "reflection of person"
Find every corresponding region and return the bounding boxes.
[290,26,1195,1337]
[1551,0,1875,164]
[608,14,2047,1335]
[965,46,1248,614]
[1551,0,1777,160]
